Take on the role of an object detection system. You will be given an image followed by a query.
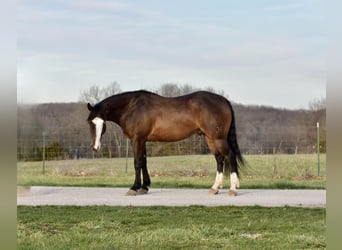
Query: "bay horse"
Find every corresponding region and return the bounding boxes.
[87,90,244,196]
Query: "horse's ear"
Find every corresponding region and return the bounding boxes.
[87,103,93,111]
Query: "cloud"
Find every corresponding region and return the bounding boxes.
[69,0,132,12]
[17,1,326,108]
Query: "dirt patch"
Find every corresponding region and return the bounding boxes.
[240,233,262,240]
[291,175,325,180]
[62,170,96,177]
[150,172,170,177]
[51,168,96,177]
[178,169,209,177]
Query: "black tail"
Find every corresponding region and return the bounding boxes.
[224,101,244,177]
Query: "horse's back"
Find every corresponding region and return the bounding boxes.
[131,90,228,107]
[188,91,229,106]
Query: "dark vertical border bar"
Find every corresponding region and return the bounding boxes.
[0,1,17,249]
[327,0,342,247]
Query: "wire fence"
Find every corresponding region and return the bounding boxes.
[17,125,325,162]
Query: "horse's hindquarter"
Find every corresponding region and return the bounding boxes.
[147,92,232,142]
[191,92,232,139]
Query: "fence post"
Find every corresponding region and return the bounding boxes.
[317,122,320,176]
[125,138,129,173]
[42,131,46,174]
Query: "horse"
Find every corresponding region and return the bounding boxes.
[86,90,244,196]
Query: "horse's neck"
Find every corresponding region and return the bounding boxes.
[105,94,132,124]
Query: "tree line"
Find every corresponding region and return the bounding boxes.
[17,83,326,161]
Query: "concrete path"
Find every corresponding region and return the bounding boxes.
[17,186,326,208]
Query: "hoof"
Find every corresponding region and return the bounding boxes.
[228,189,238,196]
[137,188,148,195]
[209,188,219,195]
[126,189,137,196]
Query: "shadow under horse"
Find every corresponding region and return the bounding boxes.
[87,90,244,196]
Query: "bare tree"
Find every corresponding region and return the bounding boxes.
[158,83,181,97]
[101,81,122,98]
[79,82,122,104]
[180,83,197,94]
[79,85,102,104]
[309,97,326,111]
[204,86,228,99]
[18,82,327,160]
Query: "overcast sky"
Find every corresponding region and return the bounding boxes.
[17,0,326,109]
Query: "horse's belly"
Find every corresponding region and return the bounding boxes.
[147,123,197,142]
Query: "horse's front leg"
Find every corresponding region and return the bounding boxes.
[139,145,151,194]
[126,138,147,196]
[126,158,143,196]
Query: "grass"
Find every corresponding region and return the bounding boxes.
[17,206,326,249]
[17,154,326,189]
[17,155,326,249]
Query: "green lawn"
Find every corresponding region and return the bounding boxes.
[17,154,326,189]
[17,206,326,249]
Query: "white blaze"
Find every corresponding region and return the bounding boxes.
[92,117,104,151]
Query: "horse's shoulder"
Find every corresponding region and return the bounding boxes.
[123,91,158,114]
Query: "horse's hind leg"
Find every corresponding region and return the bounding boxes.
[225,158,240,196]
[209,152,224,195]
[209,138,240,196]
[205,137,224,195]
[226,146,240,196]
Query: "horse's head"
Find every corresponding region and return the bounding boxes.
[87,103,107,152]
